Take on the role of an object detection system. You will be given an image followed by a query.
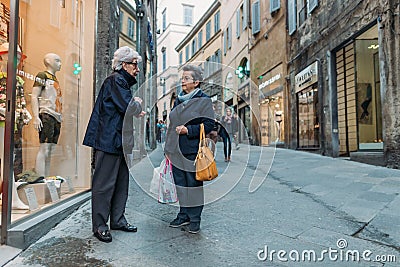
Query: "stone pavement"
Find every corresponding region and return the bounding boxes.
[3,143,400,266]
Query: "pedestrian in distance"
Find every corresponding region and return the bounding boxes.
[164,64,215,234]
[232,112,240,150]
[220,108,234,162]
[83,46,146,243]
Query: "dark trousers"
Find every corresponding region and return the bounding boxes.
[171,154,204,223]
[91,150,129,232]
[222,134,232,158]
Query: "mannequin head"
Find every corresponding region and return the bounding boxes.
[43,53,61,74]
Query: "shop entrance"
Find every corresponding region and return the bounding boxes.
[336,24,382,156]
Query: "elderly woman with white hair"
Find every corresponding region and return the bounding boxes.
[83,46,146,243]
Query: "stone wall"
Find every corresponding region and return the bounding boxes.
[288,0,399,167]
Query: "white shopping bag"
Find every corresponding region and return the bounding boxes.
[150,159,166,195]
[158,158,178,203]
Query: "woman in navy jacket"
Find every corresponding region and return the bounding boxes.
[164,64,215,234]
[83,46,145,243]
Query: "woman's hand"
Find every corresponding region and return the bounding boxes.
[175,125,188,135]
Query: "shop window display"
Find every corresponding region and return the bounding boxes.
[1,0,95,226]
[298,86,319,148]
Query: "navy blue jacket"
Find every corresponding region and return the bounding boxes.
[164,90,215,156]
[83,69,142,155]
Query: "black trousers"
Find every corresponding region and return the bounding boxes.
[171,153,204,223]
[222,134,232,158]
[91,150,129,232]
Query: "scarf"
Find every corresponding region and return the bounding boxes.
[177,88,200,104]
[224,114,232,124]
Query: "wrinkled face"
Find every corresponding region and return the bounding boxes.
[122,59,140,77]
[181,71,199,94]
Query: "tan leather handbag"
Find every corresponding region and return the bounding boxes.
[195,123,218,181]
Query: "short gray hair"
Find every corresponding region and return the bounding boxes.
[112,46,142,71]
[183,64,203,87]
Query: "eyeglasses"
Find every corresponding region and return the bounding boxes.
[181,76,194,81]
[125,62,138,67]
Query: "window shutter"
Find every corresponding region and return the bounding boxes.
[228,23,232,48]
[236,9,240,38]
[243,0,248,30]
[308,0,318,13]
[270,0,280,13]
[252,1,260,35]
[224,31,227,55]
[288,0,297,35]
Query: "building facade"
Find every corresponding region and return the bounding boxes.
[120,0,137,50]
[287,0,400,167]
[220,0,252,143]
[175,0,222,102]
[156,0,214,124]
[247,0,288,146]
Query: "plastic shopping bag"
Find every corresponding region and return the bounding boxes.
[150,159,166,195]
[158,158,178,203]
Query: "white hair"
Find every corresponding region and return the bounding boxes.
[112,46,142,71]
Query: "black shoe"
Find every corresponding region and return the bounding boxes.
[94,230,112,243]
[188,222,200,234]
[111,223,137,232]
[169,217,190,228]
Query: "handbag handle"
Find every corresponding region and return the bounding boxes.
[199,123,207,148]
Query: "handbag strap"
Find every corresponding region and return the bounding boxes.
[199,123,207,148]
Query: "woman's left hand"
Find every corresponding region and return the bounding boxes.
[176,125,188,135]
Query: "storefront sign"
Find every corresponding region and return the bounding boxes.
[258,64,283,99]
[258,73,281,91]
[295,61,318,93]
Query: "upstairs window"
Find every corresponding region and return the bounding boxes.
[214,11,220,33]
[183,5,193,25]
[308,0,319,14]
[270,0,281,13]
[185,45,190,61]
[198,30,203,49]
[128,18,135,40]
[288,0,297,35]
[206,20,211,42]
[251,0,260,35]
[162,8,167,31]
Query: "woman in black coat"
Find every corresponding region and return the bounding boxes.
[83,46,145,243]
[164,64,214,234]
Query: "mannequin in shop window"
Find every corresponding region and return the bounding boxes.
[31,53,62,177]
[274,103,283,142]
[0,42,31,209]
